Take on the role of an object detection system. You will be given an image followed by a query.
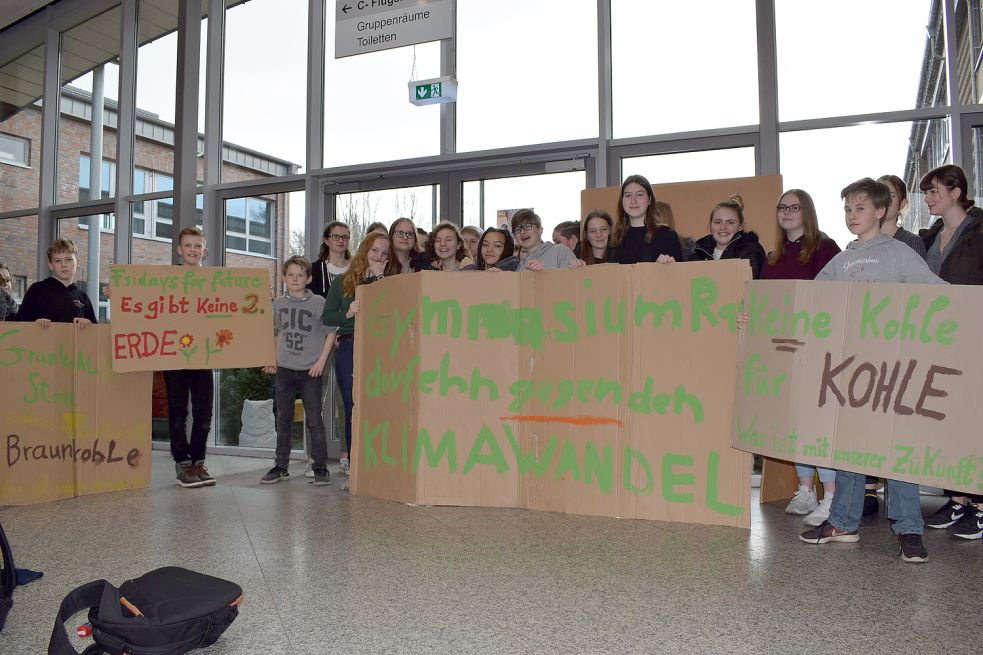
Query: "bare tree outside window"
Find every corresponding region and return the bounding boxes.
[337,193,379,249]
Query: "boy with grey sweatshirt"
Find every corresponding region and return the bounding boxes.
[261,256,336,486]
[801,178,944,563]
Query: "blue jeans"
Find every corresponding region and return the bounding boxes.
[335,337,354,459]
[794,463,836,484]
[829,470,923,534]
[274,367,328,474]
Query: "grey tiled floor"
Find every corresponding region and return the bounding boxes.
[2,451,983,654]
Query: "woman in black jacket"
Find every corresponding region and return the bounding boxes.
[687,194,765,278]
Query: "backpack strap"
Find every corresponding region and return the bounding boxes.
[47,580,111,655]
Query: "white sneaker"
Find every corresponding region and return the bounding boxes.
[304,460,315,478]
[803,496,833,526]
[339,457,350,475]
[785,488,818,515]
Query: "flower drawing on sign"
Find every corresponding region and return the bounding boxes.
[179,333,194,348]
[215,329,234,349]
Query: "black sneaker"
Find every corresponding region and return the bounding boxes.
[311,470,331,487]
[799,520,860,544]
[862,492,879,518]
[175,461,203,488]
[925,499,968,529]
[261,466,289,484]
[897,533,929,562]
[948,506,983,540]
[193,460,216,486]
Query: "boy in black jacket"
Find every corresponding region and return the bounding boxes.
[16,239,97,326]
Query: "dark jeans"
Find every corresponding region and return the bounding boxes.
[335,337,354,459]
[163,369,213,463]
[275,367,327,473]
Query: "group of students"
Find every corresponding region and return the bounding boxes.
[4,165,981,562]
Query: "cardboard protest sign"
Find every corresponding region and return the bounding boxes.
[353,261,753,529]
[0,324,152,505]
[732,280,983,495]
[580,174,784,255]
[108,265,274,372]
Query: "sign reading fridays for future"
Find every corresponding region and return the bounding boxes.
[0,324,152,505]
[732,279,983,495]
[352,261,754,529]
[107,265,275,373]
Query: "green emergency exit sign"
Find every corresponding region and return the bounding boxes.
[408,76,457,106]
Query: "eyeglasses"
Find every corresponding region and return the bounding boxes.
[393,230,415,239]
[512,223,538,235]
[776,204,802,213]
[328,234,351,241]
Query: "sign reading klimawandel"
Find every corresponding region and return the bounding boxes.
[352,261,754,529]
[732,280,983,495]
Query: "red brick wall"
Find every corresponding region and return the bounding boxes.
[1,105,287,297]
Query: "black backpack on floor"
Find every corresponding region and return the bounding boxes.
[48,567,242,655]
[0,520,14,631]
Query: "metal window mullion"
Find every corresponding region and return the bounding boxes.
[114,0,138,264]
[944,0,966,167]
[173,0,203,264]
[596,0,613,188]
[203,0,225,266]
[307,0,325,173]
[439,0,457,158]
[37,18,61,279]
[755,0,779,175]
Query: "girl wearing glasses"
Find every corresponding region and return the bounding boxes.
[386,217,426,275]
[609,174,683,264]
[761,189,840,524]
[761,190,840,281]
[322,232,390,488]
[687,195,766,278]
[309,221,351,298]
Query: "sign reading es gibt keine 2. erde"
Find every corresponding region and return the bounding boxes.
[732,279,983,495]
[335,0,453,58]
[107,265,274,373]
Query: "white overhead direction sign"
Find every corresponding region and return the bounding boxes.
[335,0,453,59]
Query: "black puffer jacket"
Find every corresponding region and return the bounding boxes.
[688,230,766,279]
[920,207,983,285]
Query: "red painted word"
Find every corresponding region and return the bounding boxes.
[113,330,179,360]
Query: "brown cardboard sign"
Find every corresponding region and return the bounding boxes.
[108,264,275,372]
[0,324,152,505]
[352,261,753,528]
[732,280,983,495]
[580,174,784,255]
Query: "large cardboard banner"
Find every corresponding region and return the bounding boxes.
[0,324,153,505]
[580,174,784,254]
[108,265,274,372]
[353,261,753,529]
[732,280,983,495]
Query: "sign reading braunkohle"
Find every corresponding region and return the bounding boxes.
[732,279,983,495]
[0,324,152,505]
[108,265,274,372]
[352,261,753,529]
